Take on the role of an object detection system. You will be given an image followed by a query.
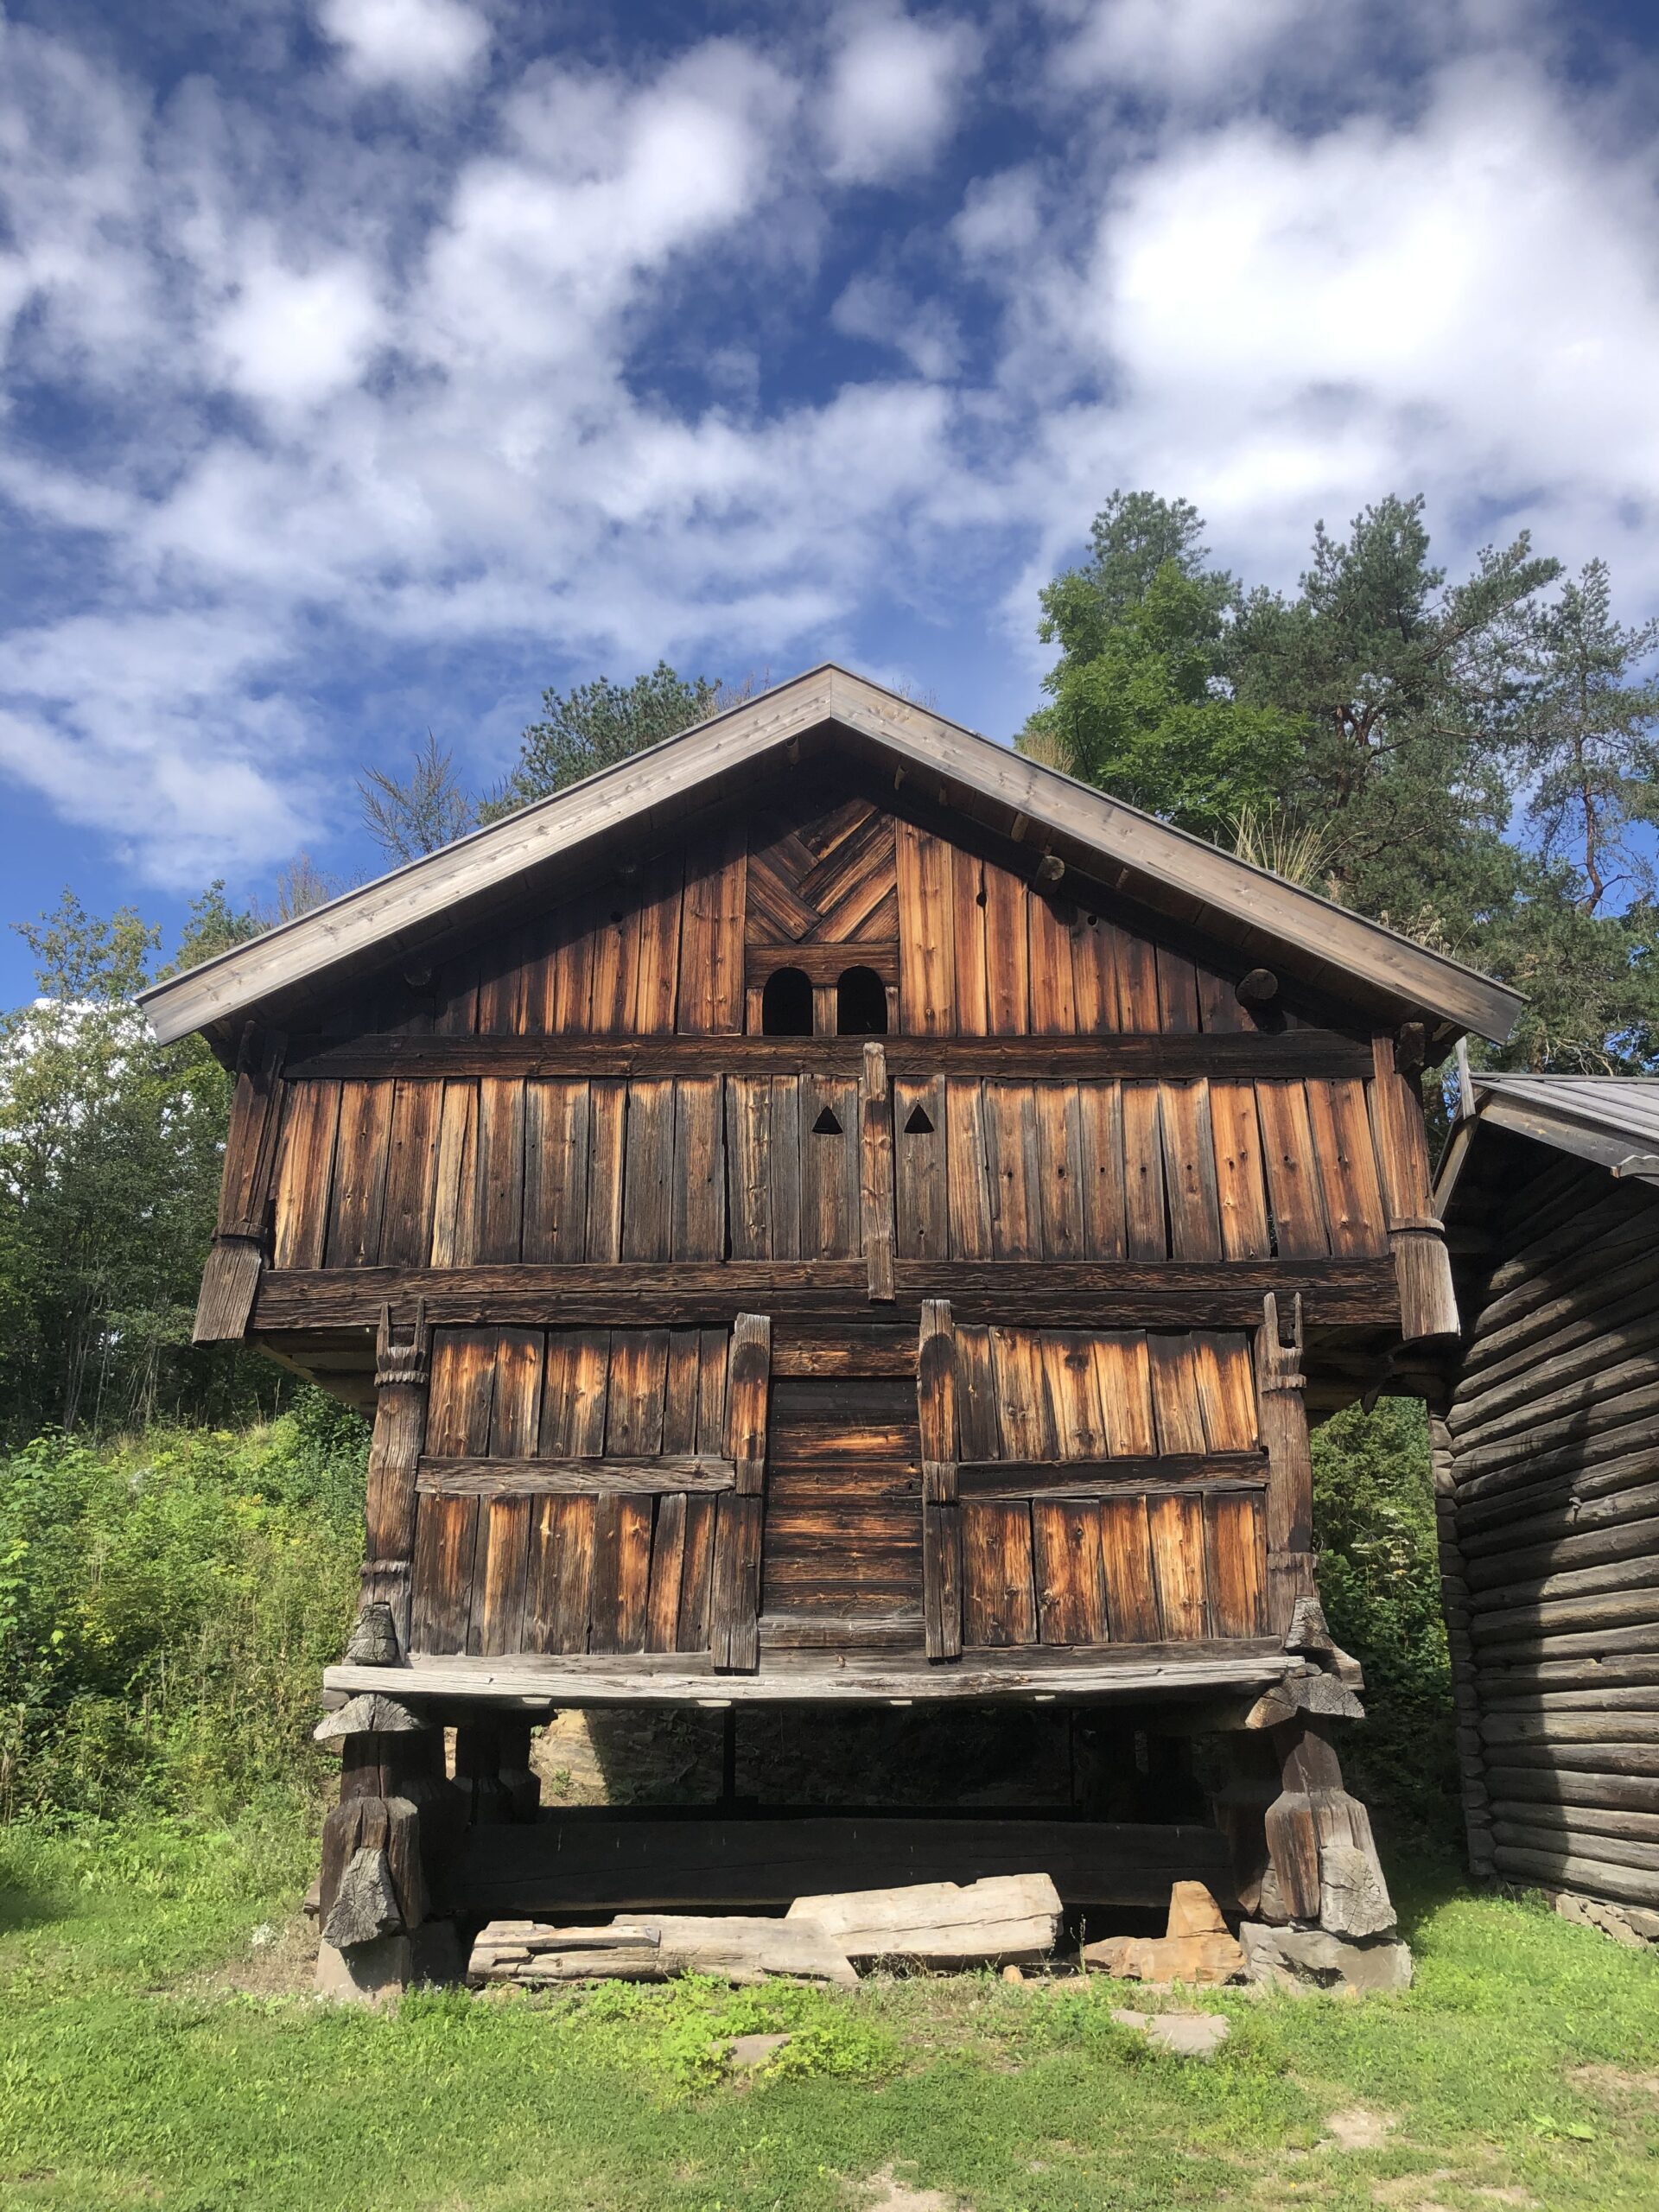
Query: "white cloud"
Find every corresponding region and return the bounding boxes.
[1052,0,1325,100]
[820,4,982,184]
[210,254,385,410]
[317,0,490,92]
[831,270,962,378]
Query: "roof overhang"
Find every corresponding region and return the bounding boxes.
[140,664,1524,1049]
[1436,1076,1659,1215]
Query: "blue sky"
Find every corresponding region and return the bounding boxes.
[3,0,1658,1004]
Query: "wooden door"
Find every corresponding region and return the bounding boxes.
[760,1376,924,1633]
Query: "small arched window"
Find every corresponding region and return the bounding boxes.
[761,966,813,1036]
[836,965,887,1036]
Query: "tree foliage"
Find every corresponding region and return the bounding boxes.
[481,663,723,821]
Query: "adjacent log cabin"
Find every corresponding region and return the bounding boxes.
[1433,1074,1659,1942]
[141,665,1523,1986]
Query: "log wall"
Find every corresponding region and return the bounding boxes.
[1440,1151,1659,1916]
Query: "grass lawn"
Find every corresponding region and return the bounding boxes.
[1,1814,1656,2212]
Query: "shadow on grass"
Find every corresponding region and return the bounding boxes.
[0,1870,66,1937]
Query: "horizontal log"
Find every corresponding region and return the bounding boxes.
[758,1611,923,1650]
[1491,1820,1659,1872]
[323,1644,1294,1707]
[1452,1332,1659,1453]
[1490,1845,1659,1910]
[1452,1382,1659,1482]
[1458,1244,1659,1395]
[444,1811,1240,1916]
[1470,1583,1659,1643]
[1475,1621,1659,1668]
[1455,1433,1659,1519]
[1487,1802,1659,1846]
[772,1331,916,1376]
[957,1452,1268,1499]
[1479,1687,1659,1717]
[416,1455,734,1497]
[254,1258,1399,1332]
[1477,1183,1657,1308]
[1481,1713,1659,1748]
[1483,1766,1659,1814]
[283,1033,1376,1082]
[1467,1554,1659,1614]
[1460,1482,1659,1563]
[1465,1514,1659,1594]
[1467,1742,1659,1777]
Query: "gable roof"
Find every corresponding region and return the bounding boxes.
[1437,1074,1659,1202]
[138,663,1523,1048]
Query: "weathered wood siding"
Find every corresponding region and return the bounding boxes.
[1440,1154,1659,1915]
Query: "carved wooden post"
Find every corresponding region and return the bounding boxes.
[314,1694,461,1998]
[194,1026,286,1342]
[861,1040,897,1304]
[1256,1291,1315,1637]
[1370,1033,1459,1341]
[354,1300,432,1662]
[711,1313,771,1672]
[1262,1714,1396,1938]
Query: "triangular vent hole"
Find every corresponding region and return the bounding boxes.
[904,1104,935,1135]
[812,1106,843,1135]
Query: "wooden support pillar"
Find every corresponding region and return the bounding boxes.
[861,1039,896,1304]
[1428,1402,1495,1879]
[1262,1713,1396,1938]
[193,1026,285,1342]
[454,1713,539,1826]
[357,1300,432,1660]
[1370,1033,1459,1342]
[1256,1291,1315,1637]
[711,1314,771,1673]
[918,1299,962,1661]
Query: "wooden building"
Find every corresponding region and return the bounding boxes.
[141,666,1522,1987]
[1433,1074,1659,1942]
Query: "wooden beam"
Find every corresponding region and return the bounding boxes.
[958,1452,1266,1499]
[416,1455,735,1497]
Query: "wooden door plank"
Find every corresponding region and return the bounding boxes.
[428,1081,480,1267]
[1255,1082,1332,1258]
[1093,1334,1157,1456]
[1077,1082,1127,1261]
[1099,1495,1161,1641]
[1033,1084,1086,1261]
[1159,1082,1223,1262]
[475,1077,526,1264]
[1148,1493,1210,1639]
[982,861,1030,1034]
[1209,1082,1272,1260]
[963,1502,1037,1645]
[1033,1499,1109,1644]
[1206,1492,1268,1637]
[324,1079,394,1267]
[895,817,954,1035]
[893,1075,948,1261]
[1122,1084,1169,1261]
[271,1083,340,1270]
[1306,1077,1389,1257]
[523,1081,591,1263]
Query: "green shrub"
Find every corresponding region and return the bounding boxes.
[0,1390,365,1823]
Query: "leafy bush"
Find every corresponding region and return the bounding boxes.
[0,1390,365,1823]
[1311,1395,1457,1841]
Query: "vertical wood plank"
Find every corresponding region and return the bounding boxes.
[860,1041,896,1301]
[271,1083,340,1270]
[1197,965,1249,1033]
[677,823,746,1034]
[1077,1082,1128,1260]
[726,1078,772,1261]
[1256,1081,1332,1258]
[522,1080,591,1263]
[1033,1083,1086,1261]
[1099,1496,1161,1641]
[983,1082,1040,1260]
[621,1079,675,1262]
[944,1079,995,1259]
[564,1329,612,1456]
[917,1297,957,1479]
[324,1080,394,1267]
[428,1081,480,1268]
[950,846,990,1036]
[893,1074,948,1261]
[1033,1500,1108,1644]
[660,1330,702,1453]
[1040,1332,1107,1459]
[1092,1333,1157,1455]
[644,1491,688,1651]
[546,898,596,1033]
[895,816,955,1035]
[410,1331,493,1654]
[605,1329,671,1456]
[963,1503,1037,1645]
[584,1081,628,1262]
[474,1330,541,1656]
[923,1502,963,1662]
[1071,912,1122,1033]
[711,1315,769,1671]
[671,1077,726,1261]
[1192,1332,1260,1451]
[982,861,1030,1034]
[1206,1493,1268,1637]
[1154,948,1200,1033]
[953,1325,1001,1459]
[723,1313,772,1495]
[677,1495,716,1650]
[1159,1081,1224,1262]
[1148,1494,1209,1639]
[378,1083,442,1266]
[1210,1082,1273,1260]
[1027,893,1077,1033]
[632,853,684,1035]
[1115,927,1161,1029]
[1306,1077,1389,1257]
[768,1076,803,1260]
[989,1326,1058,1458]
[1122,1084,1169,1260]
[800,1074,860,1258]
[1146,1336,1208,1454]
[475,1077,526,1264]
